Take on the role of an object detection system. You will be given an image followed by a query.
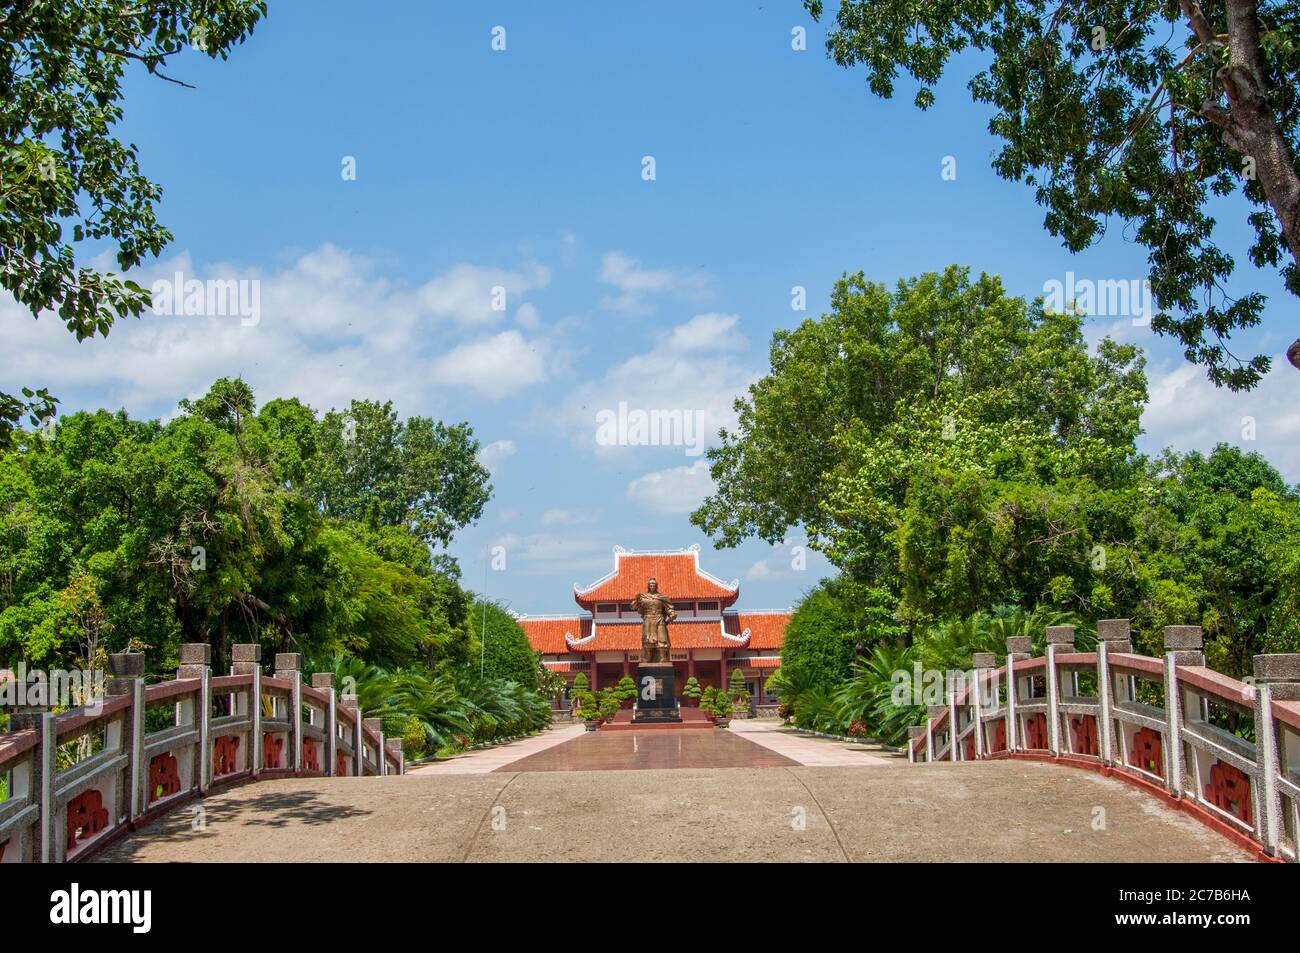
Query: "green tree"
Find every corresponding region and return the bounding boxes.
[804,0,1300,387]
[310,400,491,548]
[0,0,267,446]
[469,600,537,685]
[693,267,1145,552]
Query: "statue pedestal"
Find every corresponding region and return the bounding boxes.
[631,663,681,724]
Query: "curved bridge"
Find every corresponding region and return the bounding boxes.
[88,724,1253,863]
[908,621,1298,863]
[0,644,402,864]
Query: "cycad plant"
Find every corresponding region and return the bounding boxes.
[833,642,923,746]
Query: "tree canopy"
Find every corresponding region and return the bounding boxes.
[804,0,1300,388]
[0,0,268,446]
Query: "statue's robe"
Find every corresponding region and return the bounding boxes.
[632,591,675,663]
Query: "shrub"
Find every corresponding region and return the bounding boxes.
[728,666,749,699]
[613,675,637,702]
[780,579,902,694]
[682,676,702,700]
[573,672,589,693]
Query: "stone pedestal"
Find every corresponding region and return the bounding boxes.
[631,663,681,724]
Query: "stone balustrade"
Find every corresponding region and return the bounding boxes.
[0,644,402,863]
[908,620,1300,861]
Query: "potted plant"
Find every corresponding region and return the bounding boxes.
[709,690,732,727]
[681,676,702,706]
[580,706,601,731]
[614,675,637,709]
[597,688,620,721]
[700,686,719,722]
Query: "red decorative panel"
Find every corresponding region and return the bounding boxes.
[963,733,976,760]
[302,738,320,773]
[1205,761,1253,825]
[263,733,284,769]
[336,751,349,776]
[992,720,1007,753]
[66,789,110,847]
[213,735,241,777]
[1128,727,1164,777]
[1070,714,1100,756]
[148,752,182,803]
[1025,713,1049,750]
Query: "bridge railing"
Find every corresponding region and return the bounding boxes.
[0,643,403,863]
[907,621,1300,862]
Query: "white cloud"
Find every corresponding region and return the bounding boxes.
[626,459,713,514]
[541,508,600,526]
[668,312,745,352]
[428,331,550,399]
[745,559,774,581]
[413,262,550,325]
[516,302,541,329]
[0,245,557,417]
[549,314,759,459]
[598,251,713,315]
[477,439,517,474]
[1140,357,1300,480]
[487,532,612,577]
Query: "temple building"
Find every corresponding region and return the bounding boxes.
[518,546,791,705]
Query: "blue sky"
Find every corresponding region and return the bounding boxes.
[3,1,1297,614]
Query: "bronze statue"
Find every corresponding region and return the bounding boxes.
[631,578,676,664]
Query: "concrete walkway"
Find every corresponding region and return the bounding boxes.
[407,725,587,775]
[728,720,902,766]
[93,759,1254,863]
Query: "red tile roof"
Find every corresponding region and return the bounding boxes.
[738,657,782,669]
[732,612,790,650]
[574,547,739,607]
[517,617,588,654]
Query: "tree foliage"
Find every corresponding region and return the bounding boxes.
[0,0,268,445]
[804,0,1300,388]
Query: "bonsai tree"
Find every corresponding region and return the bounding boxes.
[572,672,590,694]
[711,690,733,719]
[597,689,620,721]
[728,667,749,700]
[681,676,702,705]
[614,675,638,708]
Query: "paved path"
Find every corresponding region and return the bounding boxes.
[95,725,1253,863]
[407,725,587,775]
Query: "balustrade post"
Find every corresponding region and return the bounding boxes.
[363,718,384,776]
[232,644,262,778]
[972,653,996,758]
[313,673,337,777]
[106,652,146,821]
[178,644,212,793]
[1251,654,1300,857]
[1095,620,1132,768]
[1005,636,1032,752]
[275,654,303,774]
[907,725,926,763]
[342,695,363,776]
[948,682,960,761]
[1045,626,1074,756]
[926,705,944,762]
[1162,626,1203,798]
[385,737,404,775]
